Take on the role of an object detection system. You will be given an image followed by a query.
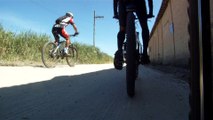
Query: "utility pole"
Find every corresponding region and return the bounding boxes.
[93,10,104,47]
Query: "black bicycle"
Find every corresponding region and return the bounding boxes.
[41,34,78,68]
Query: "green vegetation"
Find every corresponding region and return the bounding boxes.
[0,25,112,66]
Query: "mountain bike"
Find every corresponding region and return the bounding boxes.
[41,34,78,68]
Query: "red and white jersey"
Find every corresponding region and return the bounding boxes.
[54,15,74,28]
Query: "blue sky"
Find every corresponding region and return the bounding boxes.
[0,0,162,56]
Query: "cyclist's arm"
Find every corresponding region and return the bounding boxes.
[72,24,78,34]
[69,18,78,34]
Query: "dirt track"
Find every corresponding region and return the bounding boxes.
[0,64,113,88]
[0,64,190,120]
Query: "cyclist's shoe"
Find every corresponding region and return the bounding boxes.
[114,50,124,70]
[140,54,150,65]
[63,48,70,56]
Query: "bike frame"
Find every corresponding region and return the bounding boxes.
[53,34,77,57]
[53,41,65,56]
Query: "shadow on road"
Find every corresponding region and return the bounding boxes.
[0,66,189,120]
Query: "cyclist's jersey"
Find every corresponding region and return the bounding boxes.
[54,15,74,28]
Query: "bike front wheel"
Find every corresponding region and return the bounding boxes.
[126,12,137,97]
[66,45,78,67]
[41,42,58,68]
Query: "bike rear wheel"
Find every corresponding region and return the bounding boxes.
[66,45,78,67]
[126,12,137,97]
[41,42,58,68]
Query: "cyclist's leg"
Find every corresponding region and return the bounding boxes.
[135,0,149,55]
[58,28,70,55]
[135,0,150,64]
[52,26,60,44]
[116,26,125,61]
[61,28,70,48]
[114,1,126,70]
[117,1,126,53]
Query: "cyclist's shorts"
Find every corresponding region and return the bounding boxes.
[52,27,69,40]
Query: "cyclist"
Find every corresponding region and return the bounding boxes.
[52,12,79,55]
[113,0,154,70]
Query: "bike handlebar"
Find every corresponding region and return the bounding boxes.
[70,32,79,37]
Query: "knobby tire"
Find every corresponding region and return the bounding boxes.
[126,12,137,97]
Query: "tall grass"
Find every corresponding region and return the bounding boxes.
[74,42,112,64]
[0,25,112,65]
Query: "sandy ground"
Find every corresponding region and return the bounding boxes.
[0,64,190,120]
[0,64,114,88]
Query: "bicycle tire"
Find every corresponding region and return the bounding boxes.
[66,45,78,67]
[126,12,137,97]
[41,42,58,68]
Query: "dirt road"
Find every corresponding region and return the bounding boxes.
[0,64,189,120]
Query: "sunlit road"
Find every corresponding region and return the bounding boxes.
[0,64,189,120]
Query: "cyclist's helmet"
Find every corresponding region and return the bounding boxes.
[66,12,74,18]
